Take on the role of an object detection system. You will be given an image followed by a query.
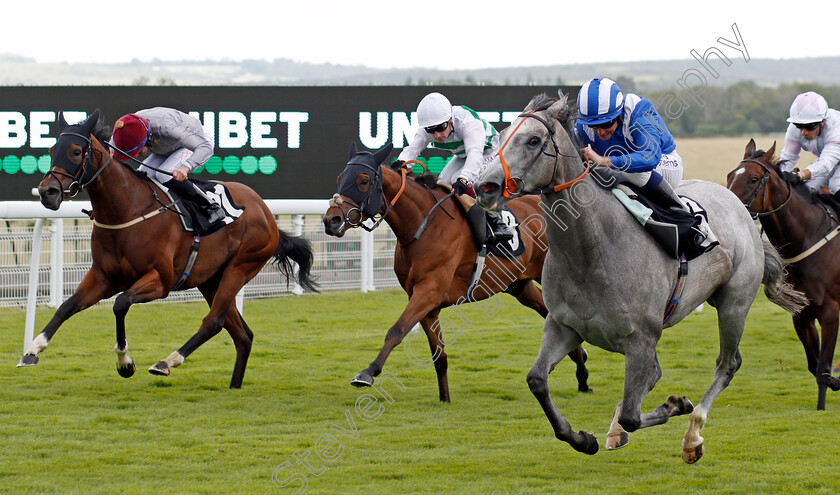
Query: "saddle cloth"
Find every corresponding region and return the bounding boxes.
[153,178,245,236]
[465,204,526,259]
[612,184,718,261]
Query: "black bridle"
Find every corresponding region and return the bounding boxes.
[44,131,113,197]
[336,160,390,232]
[737,158,792,217]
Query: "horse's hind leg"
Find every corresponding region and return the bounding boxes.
[526,314,597,454]
[682,299,746,464]
[18,268,113,367]
[507,280,591,392]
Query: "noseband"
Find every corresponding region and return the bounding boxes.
[738,158,792,217]
[497,111,589,197]
[44,131,112,197]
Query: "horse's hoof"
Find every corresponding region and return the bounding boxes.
[351,371,373,387]
[682,442,704,464]
[573,430,599,455]
[148,361,170,376]
[117,359,136,378]
[17,354,39,367]
[605,431,629,450]
[669,395,694,415]
[579,385,593,393]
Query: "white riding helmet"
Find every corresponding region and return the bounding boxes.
[417,92,452,128]
[787,91,828,124]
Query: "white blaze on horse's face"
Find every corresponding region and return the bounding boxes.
[727,168,746,189]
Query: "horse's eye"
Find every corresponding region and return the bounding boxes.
[73,149,82,156]
[528,136,541,147]
[749,177,758,184]
[361,178,369,185]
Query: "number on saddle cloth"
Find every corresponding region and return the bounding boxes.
[465,204,524,258]
[162,179,244,236]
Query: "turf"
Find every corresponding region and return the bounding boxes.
[0,289,838,494]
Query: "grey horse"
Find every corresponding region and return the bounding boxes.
[474,94,807,463]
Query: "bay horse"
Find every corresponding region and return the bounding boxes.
[726,139,840,410]
[474,94,807,462]
[17,110,317,388]
[322,142,591,403]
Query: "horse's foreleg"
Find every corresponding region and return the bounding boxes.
[526,315,596,454]
[792,313,820,376]
[18,269,113,367]
[112,270,168,378]
[815,306,840,410]
[352,285,443,390]
[507,279,591,392]
[417,310,450,403]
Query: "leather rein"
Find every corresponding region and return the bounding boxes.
[497,111,590,198]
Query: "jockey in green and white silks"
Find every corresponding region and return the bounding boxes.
[398,96,500,185]
[396,92,514,243]
[574,78,685,211]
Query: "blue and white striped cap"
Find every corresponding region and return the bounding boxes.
[577,78,625,126]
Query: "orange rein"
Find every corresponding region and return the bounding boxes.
[496,111,590,197]
[389,159,427,206]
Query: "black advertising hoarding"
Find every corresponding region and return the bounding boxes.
[0,86,577,201]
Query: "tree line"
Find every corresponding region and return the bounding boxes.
[646,81,840,138]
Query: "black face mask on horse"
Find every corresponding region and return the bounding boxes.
[337,143,393,221]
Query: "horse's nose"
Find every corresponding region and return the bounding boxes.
[38,184,62,211]
[480,181,501,195]
[322,213,345,237]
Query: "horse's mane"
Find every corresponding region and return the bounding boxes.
[749,148,818,203]
[385,160,444,191]
[525,92,581,152]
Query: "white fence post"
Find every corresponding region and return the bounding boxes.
[360,229,375,293]
[24,218,46,352]
[291,214,305,295]
[49,219,64,308]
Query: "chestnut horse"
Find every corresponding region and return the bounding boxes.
[322,143,590,403]
[726,139,840,409]
[17,110,317,388]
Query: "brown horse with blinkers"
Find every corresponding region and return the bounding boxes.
[726,139,840,409]
[322,143,590,403]
[17,110,317,388]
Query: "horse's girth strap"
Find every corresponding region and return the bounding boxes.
[782,224,840,264]
[171,236,201,291]
[92,205,169,230]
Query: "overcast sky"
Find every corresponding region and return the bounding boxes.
[9,0,839,69]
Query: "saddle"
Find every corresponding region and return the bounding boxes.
[612,183,718,261]
[155,178,245,236]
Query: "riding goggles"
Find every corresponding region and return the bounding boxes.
[424,121,449,134]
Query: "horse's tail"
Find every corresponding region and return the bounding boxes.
[761,240,807,314]
[273,229,319,293]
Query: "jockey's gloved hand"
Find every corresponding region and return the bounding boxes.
[391,159,405,171]
[781,171,802,185]
[452,177,470,195]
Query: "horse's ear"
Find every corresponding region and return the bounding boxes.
[58,111,69,130]
[549,95,574,127]
[743,139,756,159]
[372,143,393,165]
[766,141,777,162]
[348,142,358,160]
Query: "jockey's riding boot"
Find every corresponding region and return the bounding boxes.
[164,179,225,223]
[645,179,685,211]
[486,210,515,244]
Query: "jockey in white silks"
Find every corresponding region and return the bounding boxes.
[395,92,515,243]
[778,91,840,200]
[574,78,685,211]
[111,107,224,223]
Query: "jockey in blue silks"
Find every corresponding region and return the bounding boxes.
[574,78,685,210]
